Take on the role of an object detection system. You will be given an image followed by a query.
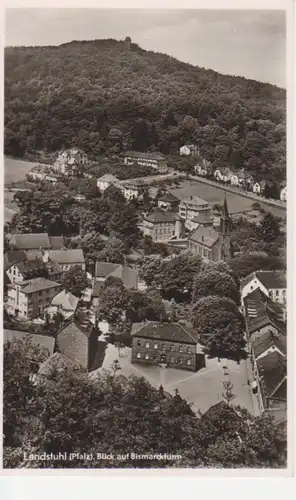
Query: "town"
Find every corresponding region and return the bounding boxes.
[3,18,288,468]
[3,144,287,468]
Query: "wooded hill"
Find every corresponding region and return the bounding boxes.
[5,38,286,182]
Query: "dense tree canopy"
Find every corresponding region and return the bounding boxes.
[62,265,88,297]
[5,39,286,182]
[3,338,286,468]
[192,269,241,305]
[191,296,246,359]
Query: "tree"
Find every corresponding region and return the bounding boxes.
[3,337,286,469]
[221,381,236,405]
[127,289,166,323]
[108,205,140,248]
[62,265,88,297]
[191,296,246,359]
[228,253,285,279]
[139,255,163,288]
[96,237,125,264]
[192,269,240,305]
[257,212,282,243]
[99,277,129,326]
[158,253,202,301]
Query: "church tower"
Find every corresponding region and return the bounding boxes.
[219,195,232,260]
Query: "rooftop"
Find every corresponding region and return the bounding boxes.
[3,329,55,355]
[188,226,220,248]
[95,262,120,278]
[191,212,213,224]
[144,211,181,224]
[257,352,286,399]
[158,192,180,203]
[243,289,286,335]
[252,330,286,359]
[48,249,85,264]
[17,277,61,294]
[48,236,65,250]
[4,250,27,271]
[51,289,79,312]
[9,233,51,250]
[124,151,165,161]
[131,321,198,345]
[97,174,119,182]
[180,195,209,207]
[241,270,286,291]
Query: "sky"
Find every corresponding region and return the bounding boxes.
[4,8,286,88]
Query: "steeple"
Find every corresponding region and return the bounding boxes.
[220,195,231,235]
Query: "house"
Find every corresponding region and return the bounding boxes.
[56,320,101,372]
[280,186,287,202]
[7,277,62,320]
[213,167,233,183]
[178,195,212,230]
[3,329,55,356]
[188,196,231,262]
[6,257,46,284]
[253,180,266,194]
[194,159,212,177]
[116,178,145,200]
[180,144,199,156]
[240,270,286,305]
[97,174,119,192]
[140,211,183,242]
[131,321,205,372]
[9,233,51,252]
[230,169,250,187]
[254,351,287,421]
[8,233,65,256]
[251,330,286,363]
[188,212,214,231]
[44,259,63,282]
[27,164,58,184]
[47,289,79,319]
[242,288,286,341]
[45,249,86,272]
[53,148,88,177]
[94,262,138,289]
[124,151,168,173]
[157,192,180,211]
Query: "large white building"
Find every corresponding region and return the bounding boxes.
[178,195,212,231]
[180,144,199,156]
[7,277,62,320]
[53,148,88,177]
[124,151,168,172]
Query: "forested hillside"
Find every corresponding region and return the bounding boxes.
[5,38,286,181]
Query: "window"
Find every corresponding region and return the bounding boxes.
[170,344,175,351]
[275,290,279,296]
[187,347,191,354]
[154,343,158,349]
[137,341,141,347]
[145,342,150,349]
[153,354,157,361]
[145,354,149,360]
[170,357,175,363]
[187,359,192,366]
[162,344,166,350]
[136,352,141,359]
[250,286,253,290]
[179,346,183,352]
[269,291,272,297]
[179,358,183,364]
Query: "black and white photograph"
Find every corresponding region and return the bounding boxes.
[1,2,290,473]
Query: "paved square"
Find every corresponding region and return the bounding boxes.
[96,343,257,416]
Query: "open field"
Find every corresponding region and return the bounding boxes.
[171,180,286,220]
[4,157,37,185]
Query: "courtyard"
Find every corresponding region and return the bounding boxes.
[93,341,259,417]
